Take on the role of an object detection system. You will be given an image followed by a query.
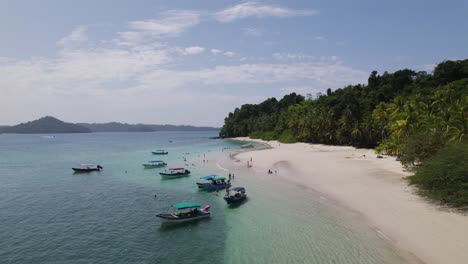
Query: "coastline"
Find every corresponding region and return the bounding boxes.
[228,137,468,264]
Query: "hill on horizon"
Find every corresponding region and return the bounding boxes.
[0,117,219,134]
[1,116,91,134]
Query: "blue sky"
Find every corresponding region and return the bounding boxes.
[1,0,467,126]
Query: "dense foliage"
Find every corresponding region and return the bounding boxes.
[221,59,468,205]
[409,141,468,206]
[221,59,467,159]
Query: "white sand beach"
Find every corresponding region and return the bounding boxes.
[232,137,468,264]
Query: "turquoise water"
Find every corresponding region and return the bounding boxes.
[0,132,408,263]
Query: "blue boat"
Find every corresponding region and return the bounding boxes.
[196,175,231,191]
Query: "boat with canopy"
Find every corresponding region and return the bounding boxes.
[196,175,231,191]
[156,202,211,223]
[159,167,191,178]
[72,164,103,172]
[142,160,167,168]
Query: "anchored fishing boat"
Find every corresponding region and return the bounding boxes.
[224,187,247,204]
[152,150,168,155]
[156,202,211,223]
[197,175,231,191]
[72,164,103,172]
[159,167,191,178]
[142,160,167,168]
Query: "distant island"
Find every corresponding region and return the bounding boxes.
[0,116,219,134]
[78,122,218,132]
[1,116,91,134]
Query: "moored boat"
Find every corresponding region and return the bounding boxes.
[152,150,168,155]
[197,175,231,191]
[159,167,191,178]
[224,187,247,204]
[142,160,167,168]
[72,164,103,172]
[156,202,211,223]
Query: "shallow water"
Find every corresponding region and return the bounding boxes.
[0,132,408,263]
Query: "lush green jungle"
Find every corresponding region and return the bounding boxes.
[220,59,468,206]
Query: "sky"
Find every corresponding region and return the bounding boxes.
[1,0,467,126]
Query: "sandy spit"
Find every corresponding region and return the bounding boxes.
[232,137,468,264]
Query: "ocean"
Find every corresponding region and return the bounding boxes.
[0,132,407,263]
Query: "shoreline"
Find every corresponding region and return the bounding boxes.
[227,137,468,264]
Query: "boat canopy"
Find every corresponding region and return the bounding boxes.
[173,202,201,210]
[149,160,164,163]
[213,176,226,181]
[201,174,218,180]
[230,187,245,192]
[156,150,166,151]
[80,164,97,167]
[170,167,185,170]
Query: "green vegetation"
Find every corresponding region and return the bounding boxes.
[409,141,468,206]
[220,59,468,206]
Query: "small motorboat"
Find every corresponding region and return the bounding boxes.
[72,164,103,172]
[159,167,191,178]
[241,143,254,148]
[197,175,231,191]
[156,202,211,223]
[152,150,168,155]
[224,187,247,204]
[142,160,167,168]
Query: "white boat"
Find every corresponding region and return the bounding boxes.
[160,167,191,178]
[142,160,167,168]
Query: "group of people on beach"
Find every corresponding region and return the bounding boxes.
[267,169,276,174]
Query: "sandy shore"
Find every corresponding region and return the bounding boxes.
[231,137,468,264]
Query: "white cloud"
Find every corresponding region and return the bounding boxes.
[211,49,222,55]
[272,52,315,60]
[57,26,88,48]
[182,46,205,55]
[118,10,200,43]
[214,1,317,22]
[315,36,326,41]
[224,51,235,57]
[0,16,368,126]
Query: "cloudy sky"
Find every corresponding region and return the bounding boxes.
[1,0,467,126]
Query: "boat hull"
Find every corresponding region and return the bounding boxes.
[160,170,191,178]
[72,168,101,172]
[160,173,190,178]
[152,152,168,155]
[197,182,231,191]
[224,194,247,204]
[143,164,167,168]
[156,212,211,223]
